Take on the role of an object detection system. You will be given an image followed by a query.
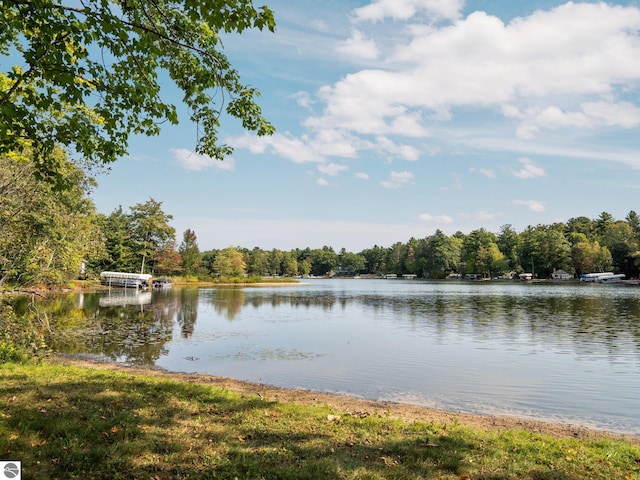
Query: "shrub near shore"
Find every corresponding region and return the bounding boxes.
[1,360,639,480]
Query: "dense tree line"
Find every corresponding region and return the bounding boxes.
[3,153,640,286]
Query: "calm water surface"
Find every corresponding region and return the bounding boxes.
[54,279,640,435]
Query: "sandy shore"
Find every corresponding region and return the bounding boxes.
[50,355,639,446]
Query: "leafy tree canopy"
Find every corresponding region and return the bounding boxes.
[0,0,276,188]
[0,149,101,286]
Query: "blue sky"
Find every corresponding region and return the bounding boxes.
[90,0,640,252]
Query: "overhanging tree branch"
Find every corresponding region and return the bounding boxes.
[0,0,276,188]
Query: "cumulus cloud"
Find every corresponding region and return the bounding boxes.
[509,101,640,138]
[230,133,324,163]
[355,172,370,180]
[419,213,454,224]
[352,0,464,23]
[318,163,349,176]
[337,29,379,59]
[510,158,545,179]
[381,170,415,189]
[513,200,545,212]
[232,2,640,174]
[316,2,640,146]
[375,136,422,160]
[171,149,235,171]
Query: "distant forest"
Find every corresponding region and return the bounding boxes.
[2,154,640,286]
[190,210,639,281]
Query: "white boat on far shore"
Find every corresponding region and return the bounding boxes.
[579,272,625,284]
[100,271,151,289]
[597,273,625,284]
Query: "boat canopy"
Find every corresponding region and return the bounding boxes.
[100,271,152,281]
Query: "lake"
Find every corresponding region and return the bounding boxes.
[46,279,640,435]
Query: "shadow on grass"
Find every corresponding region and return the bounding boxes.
[0,364,597,479]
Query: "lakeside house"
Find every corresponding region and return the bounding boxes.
[551,269,572,280]
[466,273,483,280]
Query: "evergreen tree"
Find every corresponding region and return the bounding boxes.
[179,229,201,277]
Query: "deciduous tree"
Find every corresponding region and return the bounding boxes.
[213,247,246,278]
[0,150,101,286]
[0,0,275,188]
[155,239,182,276]
[129,198,175,274]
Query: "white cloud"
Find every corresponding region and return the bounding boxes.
[582,101,640,128]
[232,2,640,173]
[310,128,360,158]
[318,163,349,176]
[337,29,379,59]
[309,73,431,137]
[419,213,453,224]
[381,170,415,189]
[513,200,545,212]
[355,172,370,180]
[316,177,330,187]
[352,0,463,23]
[375,136,422,160]
[292,91,314,109]
[312,2,640,148]
[470,167,497,179]
[171,149,235,172]
[230,133,324,163]
[510,158,545,179]
[512,101,640,138]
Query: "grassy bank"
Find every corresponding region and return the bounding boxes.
[1,361,639,480]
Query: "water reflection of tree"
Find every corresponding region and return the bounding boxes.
[90,302,173,365]
[211,288,245,321]
[150,288,180,324]
[32,286,640,365]
[176,288,199,337]
[32,291,176,365]
[236,289,640,360]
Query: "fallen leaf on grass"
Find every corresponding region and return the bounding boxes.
[381,456,398,467]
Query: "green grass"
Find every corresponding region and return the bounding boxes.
[1,361,639,479]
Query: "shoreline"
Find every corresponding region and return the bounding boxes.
[51,354,640,447]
